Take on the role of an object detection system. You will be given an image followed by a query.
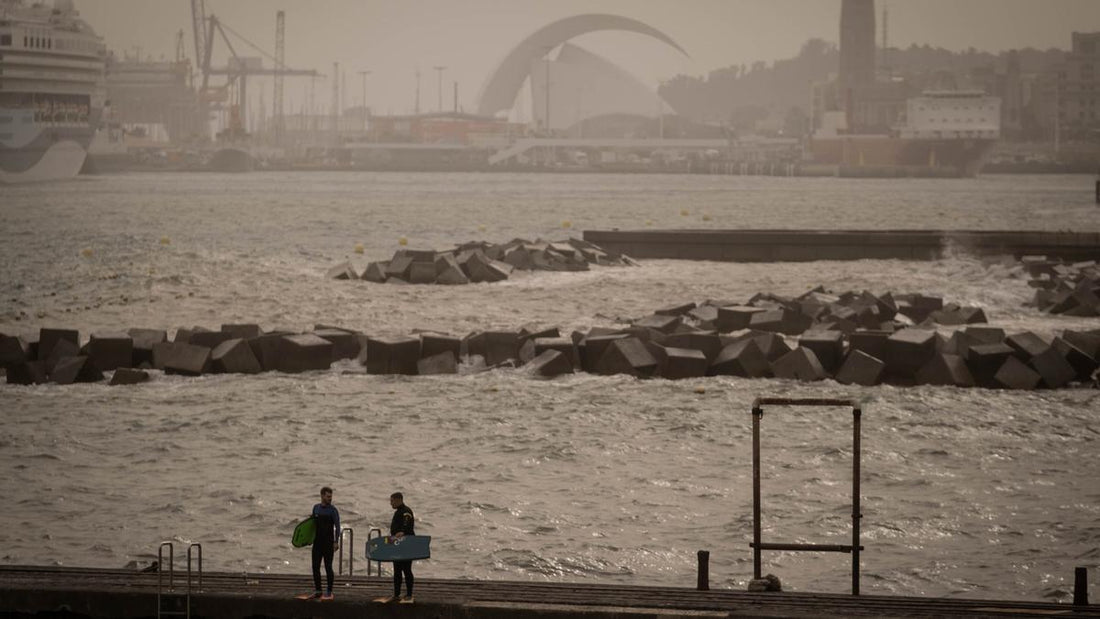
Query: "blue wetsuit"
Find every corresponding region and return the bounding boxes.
[312,503,340,593]
[391,504,415,598]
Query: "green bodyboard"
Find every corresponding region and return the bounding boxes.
[291,517,316,548]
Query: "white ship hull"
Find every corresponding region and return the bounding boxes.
[0,139,88,184]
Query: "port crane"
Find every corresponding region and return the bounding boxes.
[190,0,319,140]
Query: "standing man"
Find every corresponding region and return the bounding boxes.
[389,492,415,603]
[310,486,340,601]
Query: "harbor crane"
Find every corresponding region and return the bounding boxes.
[189,0,319,141]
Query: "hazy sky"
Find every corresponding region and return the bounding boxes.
[76,0,1100,116]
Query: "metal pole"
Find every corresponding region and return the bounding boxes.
[852,406,862,596]
[358,70,370,133]
[752,405,762,580]
[1075,567,1089,606]
[434,66,445,113]
[697,550,710,591]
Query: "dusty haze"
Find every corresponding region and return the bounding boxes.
[78,0,1100,116]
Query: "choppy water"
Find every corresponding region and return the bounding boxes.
[1,172,1099,602]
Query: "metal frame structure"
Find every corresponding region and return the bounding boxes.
[750,397,864,595]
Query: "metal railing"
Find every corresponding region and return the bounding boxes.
[366,528,384,577]
[155,541,203,618]
[338,527,354,576]
[750,397,864,595]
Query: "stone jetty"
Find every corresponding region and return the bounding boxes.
[329,237,637,285]
[2,289,1097,390]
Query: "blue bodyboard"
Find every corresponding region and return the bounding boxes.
[366,535,431,562]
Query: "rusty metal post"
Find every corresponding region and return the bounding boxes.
[852,406,862,596]
[1095,179,1099,204]
[1075,567,1089,606]
[752,404,763,581]
[697,550,710,591]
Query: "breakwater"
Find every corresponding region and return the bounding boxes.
[582,230,1100,262]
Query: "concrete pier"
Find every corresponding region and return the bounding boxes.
[582,229,1100,262]
[1,565,1097,618]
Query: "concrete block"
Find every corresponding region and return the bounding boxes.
[966,342,1015,387]
[464,253,512,283]
[897,294,943,323]
[436,265,470,285]
[835,350,885,386]
[313,328,361,361]
[173,326,200,343]
[798,330,845,374]
[385,255,414,280]
[221,324,263,339]
[849,329,891,361]
[408,261,438,284]
[364,336,420,375]
[716,306,767,333]
[484,331,521,366]
[417,351,458,375]
[87,332,133,372]
[915,353,975,387]
[749,308,812,335]
[278,334,334,373]
[49,355,103,384]
[1030,347,1076,389]
[885,329,937,378]
[502,247,534,270]
[1052,336,1099,381]
[752,332,792,362]
[7,361,47,385]
[1061,330,1100,359]
[211,338,262,374]
[109,368,150,386]
[127,328,167,367]
[461,331,486,360]
[248,332,292,372]
[771,347,827,381]
[0,333,28,367]
[655,346,708,379]
[189,330,235,349]
[580,333,630,373]
[633,314,682,334]
[963,326,1005,345]
[710,339,770,378]
[44,338,80,375]
[656,302,696,316]
[533,337,578,370]
[528,350,574,378]
[994,356,1042,390]
[327,261,358,280]
[518,338,536,365]
[662,332,722,363]
[519,325,561,341]
[362,261,388,283]
[39,328,78,362]
[153,342,211,376]
[1005,331,1049,361]
[421,334,461,362]
[595,337,658,377]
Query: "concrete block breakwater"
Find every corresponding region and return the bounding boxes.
[329,237,637,285]
[1023,256,1100,317]
[3,289,1097,390]
[583,229,1100,263]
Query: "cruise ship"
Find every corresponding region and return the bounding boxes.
[0,0,105,183]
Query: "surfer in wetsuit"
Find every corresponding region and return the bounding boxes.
[389,492,415,603]
[310,486,340,601]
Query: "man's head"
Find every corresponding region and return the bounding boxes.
[390,491,403,508]
[321,486,333,506]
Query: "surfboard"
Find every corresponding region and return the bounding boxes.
[291,517,316,548]
[366,535,431,561]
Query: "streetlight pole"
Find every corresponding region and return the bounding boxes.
[358,70,371,133]
[433,65,446,113]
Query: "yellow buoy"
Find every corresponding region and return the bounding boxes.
[562,220,572,229]
[694,385,706,394]
[702,213,712,221]
[645,220,653,227]
[680,208,690,216]
[159,236,170,245]
[354,243,364,254]
[80,248,93,258]
[398,236,408,246]
[477,225,486,232]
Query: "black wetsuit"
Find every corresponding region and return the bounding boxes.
[312,503,340,594]
[390,503,415,597]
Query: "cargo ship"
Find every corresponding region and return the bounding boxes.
[0,0,106,183]
[808,90,1001,178]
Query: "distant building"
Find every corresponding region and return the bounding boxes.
[104,55,203,142]
[1054,31,1100,141]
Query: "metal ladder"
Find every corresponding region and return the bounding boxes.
[366,527,385,577]
[156,541,202,618]
[750,397,864,595]
[337,527,354,577]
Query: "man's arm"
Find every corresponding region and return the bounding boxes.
[333,507,341,546]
